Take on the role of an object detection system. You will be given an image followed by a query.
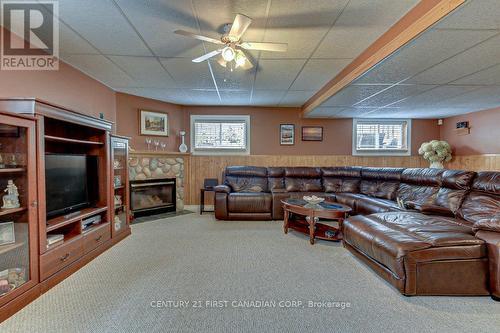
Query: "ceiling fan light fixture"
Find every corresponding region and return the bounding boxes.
[221,46,236,62]
[235,50,246,67]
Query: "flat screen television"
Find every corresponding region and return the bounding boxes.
[45,154,98,218]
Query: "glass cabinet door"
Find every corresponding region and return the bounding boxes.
[111,136,130,236]
[0,114,37,307]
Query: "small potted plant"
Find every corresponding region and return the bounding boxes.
[418,140,452,169]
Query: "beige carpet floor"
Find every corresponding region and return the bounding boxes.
[1,213,499,333]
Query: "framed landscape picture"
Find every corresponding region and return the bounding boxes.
[302,126,323,141]
[280,124,295,145]
[140,110,169,136]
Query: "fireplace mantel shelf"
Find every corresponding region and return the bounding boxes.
[130,150,190,156]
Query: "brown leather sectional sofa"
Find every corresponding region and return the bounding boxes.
[214,166,500,300]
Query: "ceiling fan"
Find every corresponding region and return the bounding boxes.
[174,14,288,70]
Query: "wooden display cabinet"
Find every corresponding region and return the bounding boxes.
[0,112,38,309]
[110,135,130,236]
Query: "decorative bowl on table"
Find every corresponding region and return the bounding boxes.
[303,195,324,205]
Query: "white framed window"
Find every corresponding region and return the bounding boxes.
[190,115,250,155]
[352,119,411,156]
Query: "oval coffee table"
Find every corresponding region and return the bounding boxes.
[281,198,352,244]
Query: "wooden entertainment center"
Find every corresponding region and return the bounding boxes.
[0,98,131,322]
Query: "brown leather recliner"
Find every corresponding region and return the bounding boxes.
[214,166,273,220]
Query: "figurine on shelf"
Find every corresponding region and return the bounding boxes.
[0,154,4,168]
[2,180,20,209]
[114,215,122,231]
[10,155,17,167]
[114,195,122,207]
[113,159,122,169]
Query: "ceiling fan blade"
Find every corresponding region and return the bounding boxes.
[192,50,221,63]
[174,30,224,45]
[240,41,287,52]
[228,14,252,40]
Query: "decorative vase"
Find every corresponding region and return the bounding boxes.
[429,161,444,169]
[179,130,188,153]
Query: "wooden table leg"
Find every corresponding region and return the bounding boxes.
[306,216,318,245]
[283,209,289,234]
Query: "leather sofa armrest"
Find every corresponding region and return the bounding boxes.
[215,191,229,220]
[214,184,231,193]
[475,230,500,301]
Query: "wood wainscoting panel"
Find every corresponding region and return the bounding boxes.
[185,154,500,205]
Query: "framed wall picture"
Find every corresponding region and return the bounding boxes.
[0,222,15,246]
[280,124,295,145]
[301,126,323,141]
[140,110,169,136]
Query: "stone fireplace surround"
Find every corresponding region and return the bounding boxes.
[128,151,187,211]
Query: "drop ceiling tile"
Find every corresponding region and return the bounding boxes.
[174,90,221,105]
[391,85,480,109]
[212,65,255,91]
[407,34,500,85]
[356,29,498,84]
[191,0,269,43]
[58,0,151,56]
[251,90,287,106]
[115,0,206,58]
[334,107,381,118]
[290,58,352,90]
[280,90,316,107]
[160,58,215,89]
[262,0,348,59]
[59,23,99,55]
[434,0,500,30]
[313,0,419,59]
[109,56,176,88]
[354,84,436,108]
[61,54,135,87]
[116,87,186,103]
[452,64,500,86]
[219,90,251,105]
[439,86,500,109]
[321,85,391,107]
[307,107,346,118]
[254,59,306,90]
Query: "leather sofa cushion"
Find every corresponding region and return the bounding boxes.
[360,180,399,200]
[228,192,272,213]
[441,170,476,190]
[401,168,444,186]
[459,191,500,227]
[397,183,438,210]
[343,212,483,278]
[323,177,360,193]
[471,171,500,195]
[361,167,404,181]
[267,167,285,177]
[355,196,402,215]
[285,167,321,178]
[225,166,267,177]
[285,177,322,192]
[321,166,361,178]
[268,177,284,191]
[334,193,360,211]
[225,176,268,193]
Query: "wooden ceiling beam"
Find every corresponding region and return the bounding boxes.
[301,0,465,117]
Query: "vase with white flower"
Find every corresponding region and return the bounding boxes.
[418,140,452,169]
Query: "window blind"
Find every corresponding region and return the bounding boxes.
[193,118,247,151]
[355,120,408,151]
